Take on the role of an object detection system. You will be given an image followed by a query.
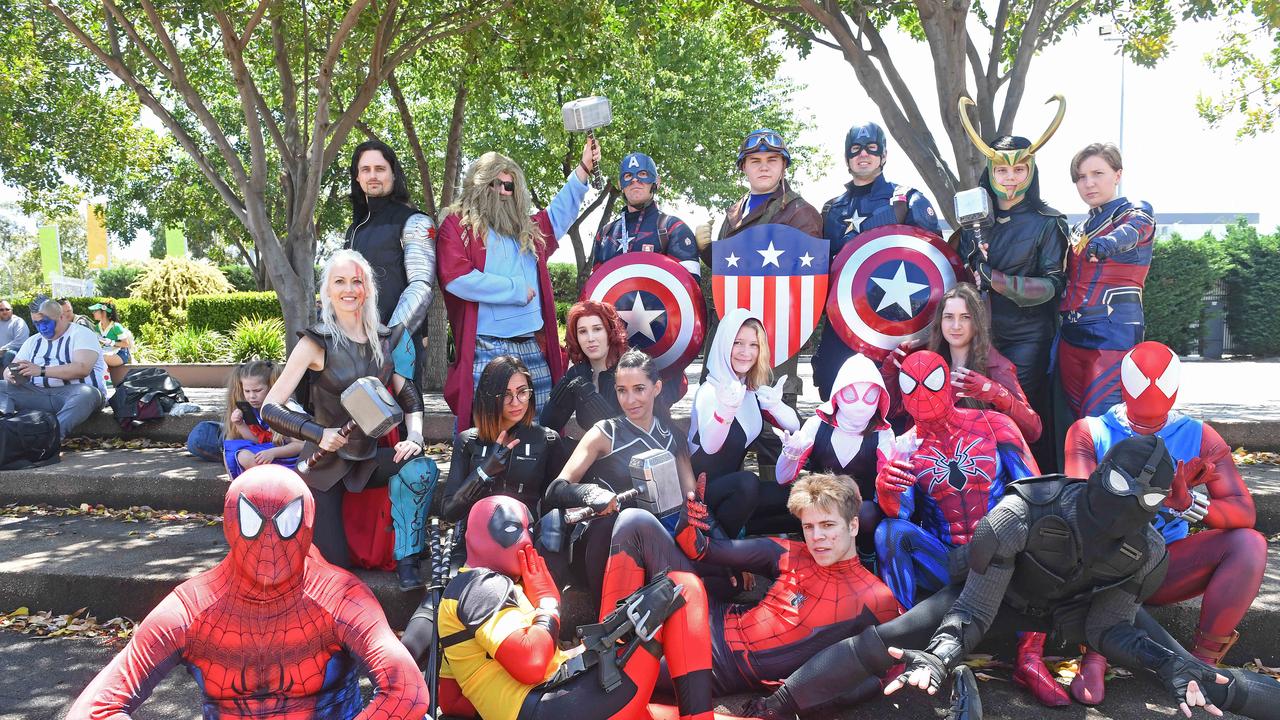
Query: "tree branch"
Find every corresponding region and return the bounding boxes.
[238,0,270,48]
[388,71,438,216]
[996,0,1054,133]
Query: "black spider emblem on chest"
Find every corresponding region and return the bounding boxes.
[921,438,993,493]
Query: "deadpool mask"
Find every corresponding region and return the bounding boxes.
[222,465,315,598]
[899,351,953,423]
[1121,341,1180,430]
[466,495,534,578]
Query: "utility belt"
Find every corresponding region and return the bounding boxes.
[1061,289,1142,325]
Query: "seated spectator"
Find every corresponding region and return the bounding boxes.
[59,298,97,332]
[0,300,29,370]
[89,302,134,368]
[221,360,303,478]
[0,296,107,438]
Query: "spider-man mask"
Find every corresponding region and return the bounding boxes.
[1121,341,1180,430]
[899,351,953,423]
[222,465,315,597]
[466,495,533,578]
[1083,434,1174,540]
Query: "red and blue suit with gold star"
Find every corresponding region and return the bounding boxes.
[1058,196,1156,419]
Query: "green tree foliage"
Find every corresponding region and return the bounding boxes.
[1196,5,1280,137]
[1219,220,1280,356]
[1144,233,1222,354]
[94,262,145,298]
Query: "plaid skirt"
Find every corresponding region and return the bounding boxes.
[473,335,554,412]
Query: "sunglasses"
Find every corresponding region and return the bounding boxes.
[490,179,516,193]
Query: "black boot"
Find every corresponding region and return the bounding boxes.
[396,556,425,591]
[949,665,984,720]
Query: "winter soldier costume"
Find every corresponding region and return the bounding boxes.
[748,435,1280,720]
[811,122,941,400]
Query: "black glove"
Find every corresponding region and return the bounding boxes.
[478,441,513,479]
[571,378,616,429]
[899,648,948,695]
[1098,622,1225,712]
[545,477,617,513]
[541,374,587,430]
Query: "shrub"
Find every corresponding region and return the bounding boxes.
[113,298,154,331]
[549,262,580,301]
[169,327,228,363]
[227,316,286,362]
[220,264,257,292]
[1220,221,1280,356]
[94,264,144,298]
[187,292,282,333]
[131,257,233,318]
[134,322,175,363]
[1144,234,1222,355]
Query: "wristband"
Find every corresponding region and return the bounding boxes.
[579,161,590,175]
[713,411,729,424]
[40,366,46,377]
[1175,489,1211,524]
[477,467,492,483]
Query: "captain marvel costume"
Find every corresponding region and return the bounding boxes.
[66,465,429,719]
[1058,195,1156,419]
[1063,341,1267,704]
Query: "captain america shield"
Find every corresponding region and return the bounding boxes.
[581,252,706,371]
[825,224,967,362]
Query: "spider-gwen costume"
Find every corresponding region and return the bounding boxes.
[1063,341,1266,704]
[876,351,1070,706]
[438,496,722,720]
[66,465,429,719]
[1058,196,1155,419]
[776,353,894,566]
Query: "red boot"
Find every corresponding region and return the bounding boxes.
[1013,631,1071,707]
[1069,649,1107,706]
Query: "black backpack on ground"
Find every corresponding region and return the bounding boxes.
[0,411,61,471]
[109,368,188,429]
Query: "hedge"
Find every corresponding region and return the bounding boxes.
[187,291,283,334]
[1144,234,1221,355]
[1220,221,1280,356]
[549,262,580,301]
[9,295,155,332]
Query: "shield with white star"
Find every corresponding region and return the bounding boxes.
[711,224,830,365]
[581,252,706,371]
[825,224,967,362]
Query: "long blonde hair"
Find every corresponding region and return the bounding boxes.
[443,151,542,253]
[740,318,772,390]
[318,249,384,367]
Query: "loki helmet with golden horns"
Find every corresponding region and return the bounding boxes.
[958,94,1066,202]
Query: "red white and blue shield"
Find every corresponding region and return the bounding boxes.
[581,252,706,371]
[711,224,830,365]
[825,224,967,362]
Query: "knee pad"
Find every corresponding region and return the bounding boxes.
[393,457,439,495]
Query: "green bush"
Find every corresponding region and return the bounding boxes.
[1144,234,1222,355]
[113,298,154,331]
[187,292,282,333]
[220,264,257,292]
[227,316,286,362]
[169,327,228,363]
[549,262,581,301]
[94,264,144,298]
[1220,221,1280,356]
[132,257,233,317]
[134,322,175,362]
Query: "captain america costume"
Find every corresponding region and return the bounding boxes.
[1058,196,1155,419]
[811,123,940,400]
[593,208,698,271]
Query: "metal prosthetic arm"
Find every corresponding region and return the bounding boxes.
[388,214,438,336]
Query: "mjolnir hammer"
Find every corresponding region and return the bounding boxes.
[562,96,611,191]
[297,376,403,474]
[565,448,683,524]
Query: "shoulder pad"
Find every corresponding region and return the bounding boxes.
[542,427,561,444]
[451,569,519,628]
[1008,474,1072,505]
[304,322,335,339]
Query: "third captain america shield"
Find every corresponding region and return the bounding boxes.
[581,252,706,371]
[825,224,967,362]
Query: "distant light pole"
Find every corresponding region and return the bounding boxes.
[1099,23,1126,193]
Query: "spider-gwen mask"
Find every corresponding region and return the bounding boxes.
[816,354,889,433]
[899,351,953,423]
[1121,341,1180,430]
[466,495,534,578]
[222,465,314,597]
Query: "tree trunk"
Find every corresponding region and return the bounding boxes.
[440,76,469,207]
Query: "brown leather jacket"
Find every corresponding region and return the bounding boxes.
[720,181,822,240]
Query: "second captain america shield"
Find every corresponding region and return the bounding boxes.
[826,224,967,362]
[581,252,706,371]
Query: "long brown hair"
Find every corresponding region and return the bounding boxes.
[473,355,536,443]
[443,151,541,252]
[927,283,991,408]
[565,300,628,367]
[223,360,281,430]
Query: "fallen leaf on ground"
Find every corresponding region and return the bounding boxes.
[0,607,136,648]
[0,502,221,525]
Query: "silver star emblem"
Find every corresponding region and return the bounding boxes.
[871,262,929,315]
[799,252,814,267]
[758,241,784,268]
[618,293,665,342]
[844,210,866,235]
[725,253,740,268]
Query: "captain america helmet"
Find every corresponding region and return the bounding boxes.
[619,152,659,188]
[845,122,887,160]
[737,128,792,168]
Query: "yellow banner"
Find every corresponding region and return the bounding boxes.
[87,205,108,270]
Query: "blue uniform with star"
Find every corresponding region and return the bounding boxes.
[812,174,939,400]
[593,205,699,270]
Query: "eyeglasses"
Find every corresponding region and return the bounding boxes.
[490,179,515,193]
[498,387,533,404]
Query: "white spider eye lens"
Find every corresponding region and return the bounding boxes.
[1106,469,1130,495]
[1141,492,1167,509]
[238,495,264,539]
[924,367,947,392]
[273,497,304,539]
[899,372,918,395]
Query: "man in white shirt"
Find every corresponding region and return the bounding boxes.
[0,300,29,370]
[1,297,107,438]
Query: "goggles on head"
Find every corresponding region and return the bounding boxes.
[958,94,1066,202]
[1099,435,1170,511]
[737,129,792,168]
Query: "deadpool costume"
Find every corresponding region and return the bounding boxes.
[751,435,1280,720]
[875,350,1067,704]
[1058,196,1156,419]
[66,465,429,719]
[437,496,725,720]
[1063,341,1267,704]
